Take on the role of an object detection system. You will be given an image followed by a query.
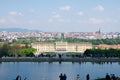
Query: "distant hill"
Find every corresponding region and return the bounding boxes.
[0,28,40,32]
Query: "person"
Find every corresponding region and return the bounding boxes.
[111,74,116,80]
[16,75,19,80]
[58,54,62,58]
[76,74,80,80]
[24,77,27,80]
[16,75,21,80]
[63,74,67,80]
[105,73,111,80]
[86,74,90,80]
[59,73,63,80]
[115,77,119,80]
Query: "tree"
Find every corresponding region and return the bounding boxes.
[0,43,10,57]
[8,45,20,57]
[19,48,36,57]
[84,48,120,58]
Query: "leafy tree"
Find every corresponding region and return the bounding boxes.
[0,43,10,57]
[19,48,36,57]
[8,45,20,57]
[84,48,120,58]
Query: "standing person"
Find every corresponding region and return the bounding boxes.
[16,75,19,80]
[105,73,111,80]
[111,74,116,80]
[16,75,21,80]
[19,76,21,80]
[63,74,67,80]
[58,54,62,58]
[59,73,63,80]
[76,74,80,80]
[24,77,27,80]
[86,74,90,80]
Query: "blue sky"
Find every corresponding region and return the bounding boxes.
[0,0,120,32]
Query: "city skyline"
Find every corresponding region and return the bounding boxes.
[0,0,120,32]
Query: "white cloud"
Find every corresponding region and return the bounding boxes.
[95,5,104,11]
[27,20,38,25]
[52,14,60,18]
[58,18,71,23]
[89,18,103,24]
[48,19,53,23]
[29,9,35,13]
[59,5,71,11]
[77,11,84,16]
[8,18,17,24]
[89,18,118,24]
[0,16,19,25]
[78,18,117,24]
[9,11,23,16]
[18,13,23,16]
[51,12,61,18]
[0,19,6,24]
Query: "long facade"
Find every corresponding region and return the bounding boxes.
[31,42,92,53]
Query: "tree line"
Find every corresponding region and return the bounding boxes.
[0,43,36,57]
[63,38,120,45]
[39,37,120,45]
[1,43,120,58]
[84,48,120,58]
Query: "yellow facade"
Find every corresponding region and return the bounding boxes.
[31,42,92,53]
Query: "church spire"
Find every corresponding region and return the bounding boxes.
[95,27,101,35]
[98,27,101,34]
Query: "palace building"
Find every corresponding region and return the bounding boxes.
[31,42,92,54]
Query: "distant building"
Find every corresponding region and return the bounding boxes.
[15,44,26,48]
[31,42,92,55]
[95,44,120,49]
[96,28,101,35]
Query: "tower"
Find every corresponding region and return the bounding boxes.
[96,27,101,35]
[95,27,102,39]
[98,27,101,35]
[61,33,64,42]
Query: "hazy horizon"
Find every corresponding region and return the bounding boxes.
[0,0,120,32]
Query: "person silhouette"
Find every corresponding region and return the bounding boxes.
[86,74,90,80]
[59,73,63,80]
[24,77,27,80]
[76,74,80,80]
[16,75,21,80]
[63,74,67,80]
[105,73,111,80]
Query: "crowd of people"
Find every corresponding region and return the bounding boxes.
[59,73,119,80]
[105,73,119,80]
[15,73,119,80]
[59,73,67,80]
[59,73,90,80]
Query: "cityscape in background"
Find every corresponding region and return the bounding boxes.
[1,28,120,55]
[0,29,120,42]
